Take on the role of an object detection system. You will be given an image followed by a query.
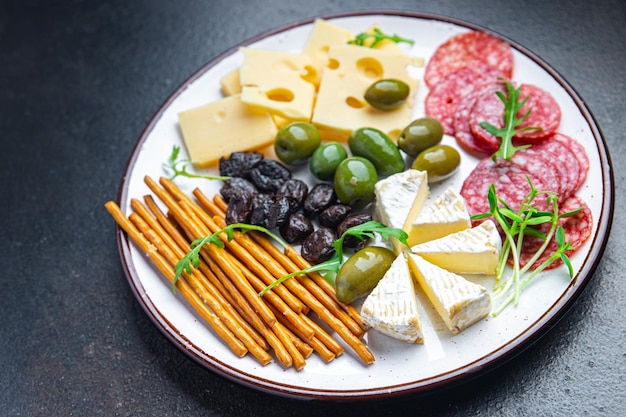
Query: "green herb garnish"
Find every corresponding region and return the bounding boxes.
[479,80,540,162]
[471,178,582,316]
[348,28,414,48]
[163,146,230,181]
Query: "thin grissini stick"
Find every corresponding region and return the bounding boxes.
[142,196,276,351]
[247,230,365,338]
[298,312,345,358]
[143,176,277,328]
[131,198,269,352]
[211,193,363,330]
[176,199,316,342]
[276,322,314,359]
[161,177,307,315]
[104,201,249,360]
[271,321,306,371]
[128,213,274,366]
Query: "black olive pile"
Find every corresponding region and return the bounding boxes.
[218,151,372,264]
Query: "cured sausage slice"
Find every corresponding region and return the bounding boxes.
[551,133,589,192]
[454,83,504,155]
[424,67,503,135]
[424,30,514,88]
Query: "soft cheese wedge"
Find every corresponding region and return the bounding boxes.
[373,170,429,253]
[406,186,471,246]
[361,252,423,343]
[411,220,502,275]
[406,253,492,335]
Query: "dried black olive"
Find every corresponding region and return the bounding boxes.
[276,178,309,212]
[219,151,264,178]
[225,193,253,224]
[248,159,291,192]
[301,227,336,264]
[337,213,373,249]
[279,213,314,244]
[302,183,337,217]
[249,194,290,229]
[319,204,352,228]
[220,177,258,202]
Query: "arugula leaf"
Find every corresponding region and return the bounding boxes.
[163,146,231,181]
[349,28,414,48]
[478,80,541,161]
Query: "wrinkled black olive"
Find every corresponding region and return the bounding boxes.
[301,227,337,264]
[319,204,352,228]
[248,159,292,192]
[276,178,309,212]
[337,213,373,249]
[249,194,290,229]
[225,193,253,224]
[220,177,258,202]
[219,151,264,178]
[302,183,337,217]
[279,213,314,244]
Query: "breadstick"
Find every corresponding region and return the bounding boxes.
[104,201,250,360]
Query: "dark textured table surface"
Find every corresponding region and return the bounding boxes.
[2,0,624,415]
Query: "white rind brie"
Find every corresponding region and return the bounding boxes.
[361,252,423,343]
[406,253,492,335]
[411,220,502,275]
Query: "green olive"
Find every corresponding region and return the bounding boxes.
[348,127,405,177]
[412,144,461,183]
[335,246,396,304]
[309,142,348,181]
[274,122,321,165]
[333,156,378,209]
[397,117,444,157]
[364,79,410,110]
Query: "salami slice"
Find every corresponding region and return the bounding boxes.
[424,31,514,88]
[551,133,590,192]
[424,66,503,135]
[517,195,592,270]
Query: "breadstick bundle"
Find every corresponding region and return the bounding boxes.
[105,176,374,370]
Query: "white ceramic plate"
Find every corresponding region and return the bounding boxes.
[115,11,613,400]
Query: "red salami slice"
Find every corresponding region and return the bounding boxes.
[467,86,508,151]
[424,31,514,88]
[551,133,590,192]
[529,136,581,199]
[453,82,504,155]
[514,84,562,140]
[517,195,592,270]
[424,66,503,135]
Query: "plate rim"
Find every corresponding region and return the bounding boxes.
[114,9,615,401]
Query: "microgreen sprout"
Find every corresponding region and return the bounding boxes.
[163,146,230,181]
[349,28,414,48]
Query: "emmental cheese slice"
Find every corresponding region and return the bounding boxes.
[239,48,317,121]
[406,253,492,335]
[311,44,419,140]
[178,94,277,167]
[373,170,429,253]
[361,252,423,343]
[411,220,502,275]
[406,186,471,246]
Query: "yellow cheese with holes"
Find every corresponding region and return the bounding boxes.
[178,94,277,167]
[303,19,355,88]
[311,44,419,140]
[239,48,317,121]
[407,253,492,335]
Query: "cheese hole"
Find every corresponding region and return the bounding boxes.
[266,88,295,103]
[301,65,318,84]
[346,96,366,109]
[327,58,340,70]
[356,57,383,79]
[214,110,227,122]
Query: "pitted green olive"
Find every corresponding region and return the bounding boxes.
[335,246,396,304]
[333,157,378,209]
[397,117,444,157]
[348,127,405,177]
[309,142,348,180]
[274,122,321,165]
[364,79,410,110]
[412,144,461,183]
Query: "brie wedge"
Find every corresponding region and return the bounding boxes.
[361,252,423,343]
[406,253,492,335]
[407,186,471,246]
[411,220,502,275]
[373,169,429,253]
